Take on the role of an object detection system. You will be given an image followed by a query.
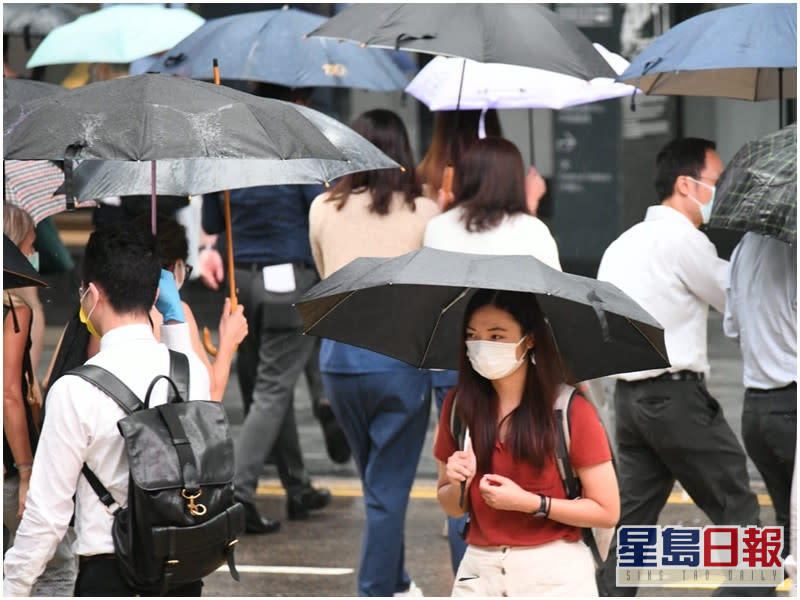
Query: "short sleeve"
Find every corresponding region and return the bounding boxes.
[433,389,458,463]
[568,394,612,468]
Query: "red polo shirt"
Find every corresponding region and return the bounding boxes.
[433,390,612,547]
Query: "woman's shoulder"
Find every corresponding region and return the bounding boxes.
[413,195,440,217]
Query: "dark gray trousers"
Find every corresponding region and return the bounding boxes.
[742,385,797,559]
[233,264,317,502]
[596,378,762,597]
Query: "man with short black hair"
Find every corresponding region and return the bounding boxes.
[3,224,210,596]
[595,138,761,597]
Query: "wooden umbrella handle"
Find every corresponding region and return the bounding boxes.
[202,326,218,357]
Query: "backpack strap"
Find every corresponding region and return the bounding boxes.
[67,364,143,513]
[553,385,581,499]
[553,384,606,566]
[168,350,190,402]
[67,364,143,415]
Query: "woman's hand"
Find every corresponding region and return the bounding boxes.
[445,433,476,490]
[478,473,530,512]
[218,298,248,347]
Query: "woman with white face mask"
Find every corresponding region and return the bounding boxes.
[433,289,619,596]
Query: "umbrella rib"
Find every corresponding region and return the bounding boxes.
[419,288,471,367]
[627,318,670,364]
[300,289,359,332]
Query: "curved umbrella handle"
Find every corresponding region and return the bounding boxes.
[202,326,218,357]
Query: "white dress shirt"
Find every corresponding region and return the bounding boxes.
[597,205,729,381]
[724,232,797,389]
[3,323,210,597]
[423,207,563,271]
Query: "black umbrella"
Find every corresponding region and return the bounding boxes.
[3,78,64,109]
[306,3,615,80]
[296,248,669,382]
[3,3,88,38]
[3,234,47,290]
[709,124,796,244]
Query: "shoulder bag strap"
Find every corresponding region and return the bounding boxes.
[553,385,581,499]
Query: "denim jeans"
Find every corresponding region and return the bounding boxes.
[323,368,431,597]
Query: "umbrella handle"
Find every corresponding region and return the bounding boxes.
[202,326,218,357]
[440,165,454,209]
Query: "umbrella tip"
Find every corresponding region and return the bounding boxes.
[360,42,366,48]
[399,166,406,173]
[324,181,331,188]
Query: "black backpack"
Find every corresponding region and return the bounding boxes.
[68,350,245,594]
[449,384,614,566]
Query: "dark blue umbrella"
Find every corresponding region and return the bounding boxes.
[149,7,411,92]
[617,3,796,104]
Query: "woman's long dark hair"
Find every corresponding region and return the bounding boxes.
[327,109,421,215]
[450,137,528,233]
[455,290,570,473]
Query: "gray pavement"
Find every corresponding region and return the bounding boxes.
[34,274,789,597]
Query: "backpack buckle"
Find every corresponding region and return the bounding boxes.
[181,489,207,517]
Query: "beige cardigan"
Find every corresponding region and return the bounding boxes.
[309,189,440,279]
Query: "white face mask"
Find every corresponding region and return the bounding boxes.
[687,177,716,225]
[466,336,528,380]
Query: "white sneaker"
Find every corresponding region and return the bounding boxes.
[394,581,424,597]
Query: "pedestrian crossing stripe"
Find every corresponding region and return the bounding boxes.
[256,481,773,506]
[214,565,353,576]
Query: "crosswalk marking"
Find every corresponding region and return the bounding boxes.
[256,480,774,506]
[214,565,353,576]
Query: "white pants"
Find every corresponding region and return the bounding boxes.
[452,538,598,597]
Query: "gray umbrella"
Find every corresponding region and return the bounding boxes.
[51,100,398,200]
[306,3,615,80]
[3,78,64,110]
[4,73,398,203]
[296,248,669,382]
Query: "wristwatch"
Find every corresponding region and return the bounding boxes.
[532,494,549,518]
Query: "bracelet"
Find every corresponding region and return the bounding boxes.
[198,244,216,253]
[532,494,550,518]
[15,462,32,471]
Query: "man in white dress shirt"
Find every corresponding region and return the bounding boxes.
[595,138,761,597]
[724,231,796,566]
[3,224,210,596]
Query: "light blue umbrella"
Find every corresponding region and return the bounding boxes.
[26,5,205,68]
[617,3,796,102]
[148,7,410,91]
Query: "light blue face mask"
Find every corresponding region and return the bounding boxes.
[27,251,39,272]
[687,178,716,225]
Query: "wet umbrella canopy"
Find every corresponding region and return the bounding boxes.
[3,74,348,162]
[297,248,669,382]
[306,3,615,80]
[3,78,64,109]
[709,124,797,244]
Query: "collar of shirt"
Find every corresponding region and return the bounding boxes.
[99,323,156,352]
[644,204,695,229]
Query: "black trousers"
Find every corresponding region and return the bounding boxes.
[74,555,203,597]
[596,378,765,597]
[742,384,797,559]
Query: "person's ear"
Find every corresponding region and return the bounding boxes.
[675,174,692,197]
